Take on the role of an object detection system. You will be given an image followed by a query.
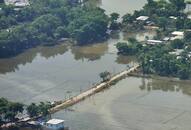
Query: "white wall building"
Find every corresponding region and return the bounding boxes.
[170,31,184,40]
[45,119,65,130]
[136,16,149,21]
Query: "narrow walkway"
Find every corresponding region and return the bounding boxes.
[1,64,140,128]
[50,64,140,113]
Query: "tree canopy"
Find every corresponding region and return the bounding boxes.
[0,0,109,57]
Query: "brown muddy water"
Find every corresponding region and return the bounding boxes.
[1,0,191,130]
[0,30,154,104]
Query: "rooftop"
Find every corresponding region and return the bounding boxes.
[46,119,65,125]
[171,31,184,36]
[188,15,191,20]
[147,40,163,45]
[4,0,29,6]
[169,49,184,56]
[169,16,177,20]
[136,16,149,21]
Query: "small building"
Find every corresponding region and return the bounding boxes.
[136,16,149,21]
[45,119,65,130]
[170,31,184,40]
[169,16,177,20]
[147,40,163,45]
[171,31,184,36]
[188,52,191,58]
[188,15,191,20]
[4,0,29,7]
[169,49,184,56]
[163,37,170,41]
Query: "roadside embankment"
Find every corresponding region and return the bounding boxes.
[50,64,140,113]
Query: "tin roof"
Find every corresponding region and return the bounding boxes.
[46,119,65,125]
[171,31,184,36]
[136,16,149,21]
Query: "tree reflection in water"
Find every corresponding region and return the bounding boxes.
[139,77,191,96]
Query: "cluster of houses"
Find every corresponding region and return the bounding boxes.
[21,117,66,130]
[136,15,185,45]
[146,30,184,45]
[135,15,191,59]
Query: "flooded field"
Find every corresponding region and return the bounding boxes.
[1,0,191,130]
[53,77,191,130]
[0,30,155,104]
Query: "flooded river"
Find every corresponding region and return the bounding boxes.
[53,77,191,130]
[87,0,147,16]
[1,0,191,130]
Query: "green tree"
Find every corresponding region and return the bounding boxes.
[99,71,111,82]
[169,0,186,11]
[110,12,120,30]
[8,103,24,115]
[184,31,191,41]
[110,12,120,21]
[170,39,184,49]
[54,26,69,39]
[4,111,16,122]
[116,42,129,54]
[122,13,134,24]
[27,103,39,118]
[178,65,190,79]
[157,17,168,31]
[38,102,51,117]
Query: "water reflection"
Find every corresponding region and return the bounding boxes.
[124,30,156,42]
[139,77,191,96]
[70,42,108,61]
[0,44,69,74]
[98,0,147,16]
[115,55,136,65]
[0,30,145,74]
[49,77,191,130]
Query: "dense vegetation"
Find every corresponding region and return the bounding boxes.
[117,38,191,79]
[0,0,109,57]
[121,0,190,31]
[0,98,51,126]
[0,98,24,125]
[116,0,191,79]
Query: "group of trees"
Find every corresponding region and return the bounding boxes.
[109,12,120,30]
[138,44,191,79]
[115,0,191,79]
[0,98,52,126]
[116,37,191,79]
[0,0,109,57]
[27,102,51,118]
[116,38,142,55]
[121,0,190,31]
[0,98,24,124]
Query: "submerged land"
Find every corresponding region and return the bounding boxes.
[0,0,191,130]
